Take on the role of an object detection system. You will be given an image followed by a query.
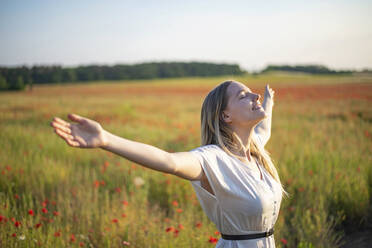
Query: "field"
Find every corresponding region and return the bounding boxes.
[0,73,371,247]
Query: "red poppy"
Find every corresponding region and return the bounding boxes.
[308,170,313,176]
[28,209,34,216]
[14,221,21,228]
[215,231,220,235]
[12,233,17,237]
[178,224,184,230]
[53,211,59,216]
[100,180,105,186]
[35,223,42,228]
[79,242,84,247]
[42,199,49,206]
[176,208,183,213]
[280,238,288,245]
[70,234,76,242]
[121,213,127,218]
[115,187,121,193]
[14,194,20,200]
[208,236,218,244]
[122,200,129,206]
[42,208,48,214]
[94,180,100,188]
[112,218,119,223]
[172,200,179,207]
[54,231,61,237]
[195,222,202,228]
[165,227,174,232]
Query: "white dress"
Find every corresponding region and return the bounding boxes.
[189,132,283,248]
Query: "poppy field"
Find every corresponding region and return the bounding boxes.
[0,73,371,247]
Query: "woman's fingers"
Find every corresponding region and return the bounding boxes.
[54,117,71,128]
[51,121,71,134]
[54,128,80,147]
[68,113,85,124]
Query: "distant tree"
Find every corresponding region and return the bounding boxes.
[0,74,8,90]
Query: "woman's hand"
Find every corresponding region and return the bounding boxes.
[50,113,108,148]
[264,84,275,104]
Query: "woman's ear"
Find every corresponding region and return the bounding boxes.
[221,110,232,123]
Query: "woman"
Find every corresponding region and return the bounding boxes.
[50,80,289,248]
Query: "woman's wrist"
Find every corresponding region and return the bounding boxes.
[99,129,111,149]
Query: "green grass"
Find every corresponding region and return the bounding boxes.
[0,74,371,247]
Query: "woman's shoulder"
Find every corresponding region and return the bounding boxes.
[190,144,221,153]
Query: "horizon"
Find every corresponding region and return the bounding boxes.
[1,0,371,71]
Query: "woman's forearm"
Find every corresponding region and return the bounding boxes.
[100,130,175,174]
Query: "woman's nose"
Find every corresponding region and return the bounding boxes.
[254,93,261,102]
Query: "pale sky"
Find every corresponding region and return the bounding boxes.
[1,0,371,71]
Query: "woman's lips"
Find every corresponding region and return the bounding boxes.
[252,104,262,110]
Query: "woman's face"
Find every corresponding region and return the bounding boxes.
[222,81,267,128]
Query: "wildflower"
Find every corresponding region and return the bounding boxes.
[133,177,145,187]
[115,187,121,193]
[172,200,179,207]
[54,231,61,237]
[176,208,183,213]
[280,238,288,245]
[12,233,17,237]
[94,180,100,188]
[121,213,127,218]
[53,211,59,216]
[215,231,220,235]
[178,224,184,230]
[79,242,85,247]
[42,208,48,214]
[42,199,49,207]
[195,222,202,228]
[14,194,20,200]
[308,170,313,176]
[174,229,179,237]
[28,209,34,216]
[14,221,21,228]
[122,200,129,206]
[51,201,56,205]
[100,180,105,186]
[112,218,119,223]
[208,236,218,244]
[35,223,42,228]
[165,227,174,232]
[297,187,304,192]
[70,234,76,242]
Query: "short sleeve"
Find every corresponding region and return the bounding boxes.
[189,144,229,200]
[189,145,224,228]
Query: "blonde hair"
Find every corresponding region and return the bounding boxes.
[200,80,289,199]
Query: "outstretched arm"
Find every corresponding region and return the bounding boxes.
[50,113,203,181]
[254,85,275,147]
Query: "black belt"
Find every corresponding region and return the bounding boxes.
[221,228,274,240]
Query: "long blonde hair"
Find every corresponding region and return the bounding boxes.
[200,80,289,198]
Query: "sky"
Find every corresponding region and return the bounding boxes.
[0,0,371,71]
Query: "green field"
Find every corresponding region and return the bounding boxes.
[1,73,371,247]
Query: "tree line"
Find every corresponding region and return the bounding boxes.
[261,65,353,75]
[0,62,244,91]
[1,62,368,91]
